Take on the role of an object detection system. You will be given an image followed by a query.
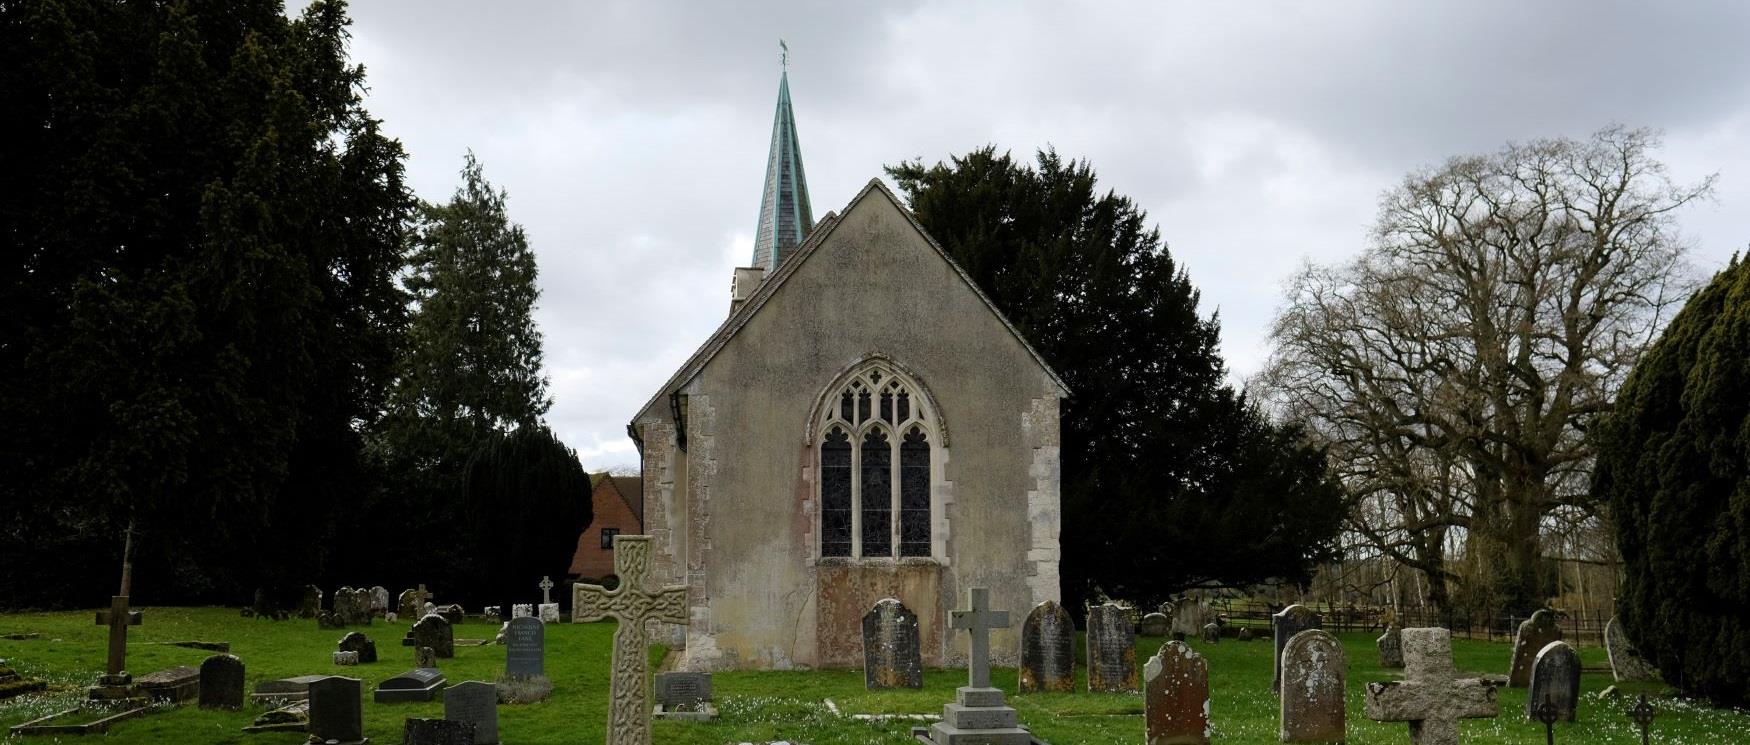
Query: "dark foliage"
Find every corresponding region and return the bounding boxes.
[1594,254,1750,705]
[456,427,591,607]
[887,148,1343,610]
[0,0,410,607]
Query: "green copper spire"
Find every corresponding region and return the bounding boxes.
[752,41,813,272]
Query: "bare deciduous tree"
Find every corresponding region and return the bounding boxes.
[1258,126,1711,615]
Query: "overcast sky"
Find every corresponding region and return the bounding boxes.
[330,1,1750,472]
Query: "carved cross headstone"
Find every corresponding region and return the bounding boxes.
[94,595,143,682]
[950,588,1009,689]
[573,535,686,745]
[1364,627,1499,745]
[538,576,554,605]
[1628,694,1656,745]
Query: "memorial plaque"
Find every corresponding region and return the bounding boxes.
[654,671,712,707]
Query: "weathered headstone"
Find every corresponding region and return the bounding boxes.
[376,667,448,703]
[1281,629,1346,743]
[654,672,712,708]
[241,700,309,733]
[90,595,143,699]
[1140,612,1171,637]
[338,631,378,663]
[1144,640,1210,745]
[863,598,923,689]
[386,611,398,623]
[1509,610,1562,688]
[444,680,499,744]
[1527,640,1580,722]
[307,675,365,745]
[1378,625,1404,668]
[573,534,687,745]
[415,646,439,669]
[370,586,390,617]
[299,585,323,619]
[135,665,200,704]
[919,588,1029,745]
[399,588,423,620]
[438,604,466,625]
[1170,597,1209,639]
[333,650,360,666]
[1201,622,1221,645]
[403,717,475,745]
[1238,627,1255,642]
[1364,627,1499,745]
[1086,602,1139,692]
[407,613,455,658]
[1272,604,1322,693]
[511,604,534,619]
[1018,599,1075,693]
[504,616,545,678]
[538,603,560,623]
[1605,616,1658,682]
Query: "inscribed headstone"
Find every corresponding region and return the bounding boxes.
[1605,616,1657,682]
[444,680,499,745]
[1017,600,1074,693]
[399,588,422,620]
[370,586,390,617]
[504,616,545,678]
[862,598,923,689]
[1086,602,1139,692]
[1378,625,1403,668]
[654,672,712,708]
[198,654,244,710]
[1272,604,1322,693]
[1508,610,1562,688]
[1201,622,1221,645]
[1281,629,1346,743]
[1140,612,1171,637]
[307,675,365,744]
[410,613,455,658]
[1527,640,1580,722]
[1144,640,1210,745]
[338,631,378,663]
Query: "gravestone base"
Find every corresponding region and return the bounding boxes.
[914,687,1031,745]
[86,677,141,702]
[653,701,720,722]
[8,704,148,736]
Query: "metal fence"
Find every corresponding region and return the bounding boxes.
[1210,600,1614,648]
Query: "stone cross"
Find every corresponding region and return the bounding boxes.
[413,583,432,608]
[1364,627,1498,745]
[539,575,554,605]
[574,535,686,745]
[1628,694,1656,745]
[94,595,143,679]
[949,588,1010,689]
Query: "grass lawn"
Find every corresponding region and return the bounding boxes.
[0,607,1742,743]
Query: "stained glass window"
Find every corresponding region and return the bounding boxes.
[861,428,892,557]
[820,427,852,557]
[900,428,931,557]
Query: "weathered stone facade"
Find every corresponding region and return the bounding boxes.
[631,181,1066,670]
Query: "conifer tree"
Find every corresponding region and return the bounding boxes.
[1593,254,1750,704]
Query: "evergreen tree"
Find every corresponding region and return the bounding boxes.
[459,427,592,604]
[1593,254,1750,704]
[0,0,410,606]
[887,148,1343,608]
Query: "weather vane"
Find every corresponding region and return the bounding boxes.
[780,39,788,70]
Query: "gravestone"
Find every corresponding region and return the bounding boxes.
[655,672,712,708]
[573,534,687,745]
[862,598,924,689]
[504,616,545,678]
[1144,640,1210,745]
[376,668,448,703]
[1170,597,1208,639]
[336,586,373,626]
[415,646,439,669]
[407,613,455,658]
[1140,612,1171,637]
[1605,616,1658,682]
[918,588,1029,745]
[241,700,309,733]
[135,665,200,704]
[1527,640,1580,722]
[386,612,398,623]
[403,717,474,745]
[539,575,555,604]
[398,588,422,620]
[370,586,390,617]
[438,604,465,625]
[1201,622,1221,645]
[0,659,47,700]
[1378,625,1404,668]
[444,680,499,745]
[1509,610,1562,688]
[333,650,360,666]
[1017,600,1075,693]
[299,585,323,619]
[251,674,326,706]
[512,604,533,619]
[1272,604,1322,693]
[1086,602,1139,692]
[90,594,143,700]
[1364,627,1499,745]
[538,603,561,623]
[1281,629,1346,743]
[307,675,366,745]
[338,631,378,663]
[1238,627,1255,642]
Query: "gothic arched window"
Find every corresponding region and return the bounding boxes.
[817,366,936,558]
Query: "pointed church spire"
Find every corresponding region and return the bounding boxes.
[751,40,813,272]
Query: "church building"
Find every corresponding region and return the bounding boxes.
[626,61,1066,671]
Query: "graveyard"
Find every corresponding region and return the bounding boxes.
[1,604,1744,743]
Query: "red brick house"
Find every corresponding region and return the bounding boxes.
[569,473,643,581]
